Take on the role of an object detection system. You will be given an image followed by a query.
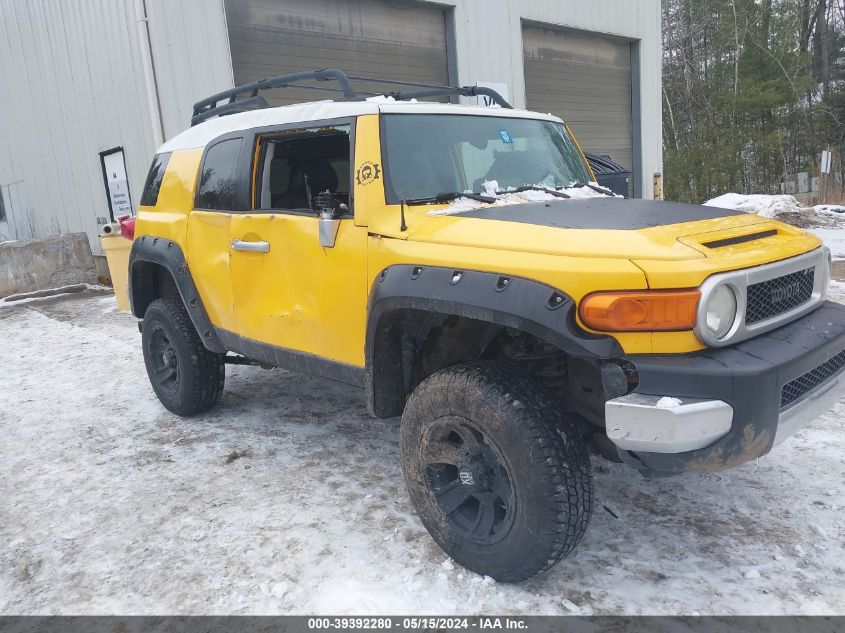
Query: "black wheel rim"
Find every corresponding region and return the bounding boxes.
[421,417,515,545]
[148,324,180,395]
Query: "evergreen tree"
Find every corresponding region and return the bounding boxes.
[663,0,845,202]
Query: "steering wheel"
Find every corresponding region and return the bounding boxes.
[484,154,557,190]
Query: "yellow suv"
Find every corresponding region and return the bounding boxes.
[129,70,844,582]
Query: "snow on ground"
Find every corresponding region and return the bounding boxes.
[1,289,844,616]
[705,193,845,260]
[704,192,845,220]
[704,193,813,218]
[815,204,845,215]
[811,228,845,260]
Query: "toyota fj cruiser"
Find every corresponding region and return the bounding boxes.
[129,70,845,582]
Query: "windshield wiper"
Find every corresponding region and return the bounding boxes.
[405,191,497,205]
[496,185,571,199]
[569,182,613,195]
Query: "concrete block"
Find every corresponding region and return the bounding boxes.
[797,172,810,193]
[93,255,111,284]
[0,233,97,298]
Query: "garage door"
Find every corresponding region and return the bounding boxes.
[224,0,450,107]
[523,25,633,195]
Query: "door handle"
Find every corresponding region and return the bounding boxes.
[231,239,270,253]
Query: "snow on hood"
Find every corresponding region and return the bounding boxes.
[427,180,617,216]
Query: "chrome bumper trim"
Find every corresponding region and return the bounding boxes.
[605,394,733,453]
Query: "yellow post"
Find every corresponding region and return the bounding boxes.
[99,234,132,312]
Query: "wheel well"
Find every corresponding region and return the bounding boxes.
[129,260,181,318]
[368,309,634,421]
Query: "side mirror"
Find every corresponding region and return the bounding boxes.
[316,190,340,248]
[319,210,340,248]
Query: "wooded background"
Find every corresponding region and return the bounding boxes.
[662,0,845,202]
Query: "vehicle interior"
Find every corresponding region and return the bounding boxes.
[257,126,351,213]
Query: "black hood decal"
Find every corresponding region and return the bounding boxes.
[455,198,743,230]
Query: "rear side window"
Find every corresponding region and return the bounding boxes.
[140,152,171,206]
[196,138,243,210]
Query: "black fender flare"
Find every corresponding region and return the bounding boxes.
[365,264,623,417]
[128,236,226,353]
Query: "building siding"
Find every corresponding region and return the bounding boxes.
[0,0,231,254]
[146,0,234,139]
[0,0,660,255]
[441,0,662,199]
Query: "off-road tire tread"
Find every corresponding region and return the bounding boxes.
[142,297,225,416]
[401,361,593,582]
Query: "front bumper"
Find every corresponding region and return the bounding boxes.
[606,300,845,475]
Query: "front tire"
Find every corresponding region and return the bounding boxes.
[141,297,225,416]
[400,362,592,582]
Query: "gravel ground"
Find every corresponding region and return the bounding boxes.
[1,287,844,616]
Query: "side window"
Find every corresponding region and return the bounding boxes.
[0,188,6,222]
[140,152,171,207]
[255,125,351,215]
[197,138,243,210]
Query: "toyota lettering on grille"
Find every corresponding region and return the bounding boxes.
[770,280,803,305]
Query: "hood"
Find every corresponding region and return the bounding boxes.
[391,198,818,263]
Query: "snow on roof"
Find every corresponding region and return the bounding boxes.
[158,100,378,153]
[158,99,563,153]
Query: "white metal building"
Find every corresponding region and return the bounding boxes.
[0,0,662,258]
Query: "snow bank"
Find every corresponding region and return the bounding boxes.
[707,193,845,220]
[705,192,845,259]
[815,204,845,215]
[428,180,615,216]
[704,193,807,218]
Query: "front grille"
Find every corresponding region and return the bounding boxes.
[745,267,815,325]
[781,349,845,408]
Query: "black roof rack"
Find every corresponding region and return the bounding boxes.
[190,68,512,126]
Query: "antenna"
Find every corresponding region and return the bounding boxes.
[400,199,408,232]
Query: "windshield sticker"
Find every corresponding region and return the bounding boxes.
[498,129,513,144]
[356,161,381,186]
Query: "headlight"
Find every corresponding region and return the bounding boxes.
[703,285,737,340]
[822,250,832,299]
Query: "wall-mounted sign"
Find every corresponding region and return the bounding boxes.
[99,147,132,222]
[475,81,509,108]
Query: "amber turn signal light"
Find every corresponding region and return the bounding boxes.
[579,289,700,332]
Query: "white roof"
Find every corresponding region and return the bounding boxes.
[158,99,563,153]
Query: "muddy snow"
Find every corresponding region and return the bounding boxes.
[1,288,843,616]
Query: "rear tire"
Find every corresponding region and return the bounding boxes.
[141,297,225,416]
[400,362,592,582]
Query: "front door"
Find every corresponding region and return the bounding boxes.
[228,120,368,367]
